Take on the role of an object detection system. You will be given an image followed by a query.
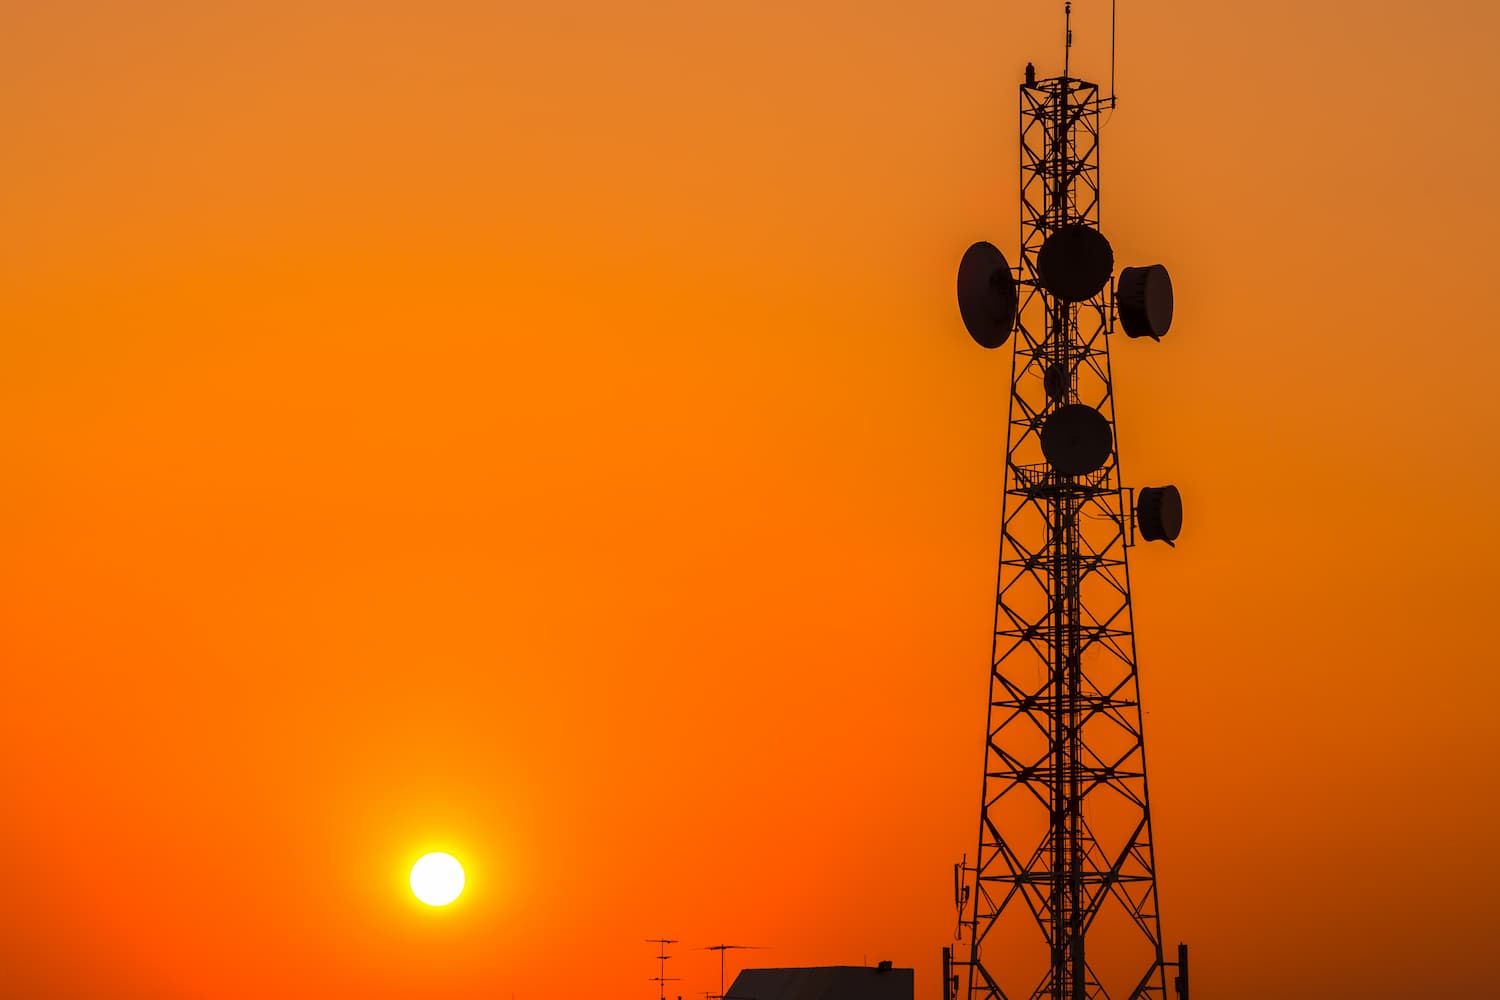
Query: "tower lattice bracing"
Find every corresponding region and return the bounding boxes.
[949,53,1185,1000]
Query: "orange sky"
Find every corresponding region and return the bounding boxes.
[2,2,1498,997]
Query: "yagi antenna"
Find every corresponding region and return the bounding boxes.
[646,938,681,1000]
[701,943,768,1000]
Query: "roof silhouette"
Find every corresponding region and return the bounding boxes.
[726,965,913,1000]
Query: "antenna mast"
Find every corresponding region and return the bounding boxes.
[1110,0,1118,106]
[1063,2,1073,78]
[950,6,1187,1000]
[701,944,766,1000]
[646,938,680,1000]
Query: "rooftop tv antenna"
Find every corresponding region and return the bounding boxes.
[700,944,767,1000]
[948,5,1189,999]
[646,938,680,1000]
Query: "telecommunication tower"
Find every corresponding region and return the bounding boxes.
[947,6,1189,1000]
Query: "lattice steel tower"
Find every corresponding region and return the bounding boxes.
[944,9,1188,1000]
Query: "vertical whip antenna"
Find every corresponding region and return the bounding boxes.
[1063,2,1073,78]
[1111,0,1118,107]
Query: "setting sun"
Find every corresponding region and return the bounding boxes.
[409,853,465,907]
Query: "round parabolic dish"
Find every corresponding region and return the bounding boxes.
[1118,264,1174,340]
[1037,224,1114,302]
[1136,484,1183,543]
[1040,403,1113,476]
[957,241,1018,349]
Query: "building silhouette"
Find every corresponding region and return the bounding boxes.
[726,963,912,1000]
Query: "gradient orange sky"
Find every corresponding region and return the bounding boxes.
[3,2,1497,997]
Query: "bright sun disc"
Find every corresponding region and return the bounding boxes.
[410,852,465,906]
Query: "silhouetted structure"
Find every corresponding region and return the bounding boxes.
[703,944,768,1000]
[950,6,1188,1000]
[648,938,681,1000]
[727,964,912,1000]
